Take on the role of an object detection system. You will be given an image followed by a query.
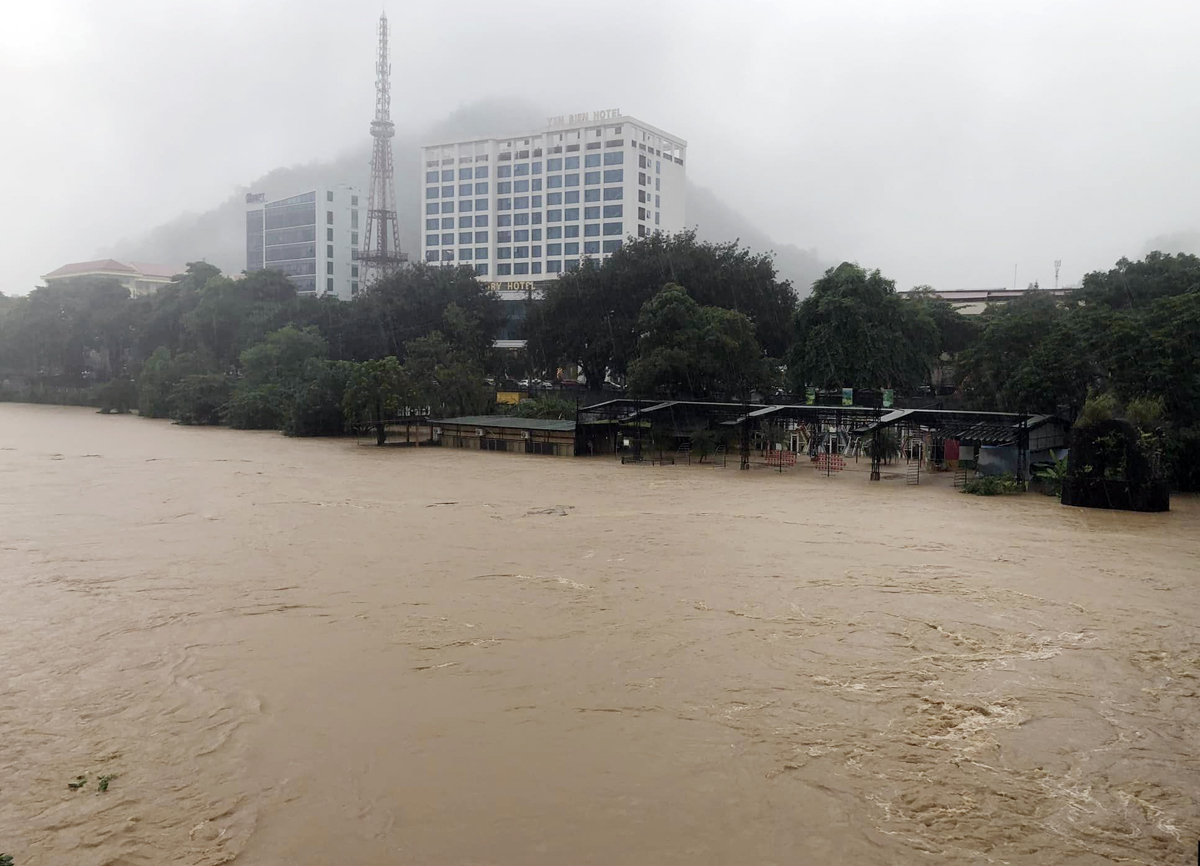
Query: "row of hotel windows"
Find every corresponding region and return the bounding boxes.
[420,255,619,276]
[426,224,625,248]
[426,176,661,214]
[423,240,623,261]
[423,151,629,184]
[426,170,626,199]
[425,209,625,239]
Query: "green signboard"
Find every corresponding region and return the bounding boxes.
[883,389,894,409]
[842,388,853,407]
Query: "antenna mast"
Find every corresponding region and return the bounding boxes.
[360,12,407,284]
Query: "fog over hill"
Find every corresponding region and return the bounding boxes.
[106,99,826,297]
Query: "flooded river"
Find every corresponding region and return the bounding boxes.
[1,404,1198,865]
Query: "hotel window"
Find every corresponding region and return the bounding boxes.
[475,263,488,275]
[547,209,562,222]
[327,277,334,290]
[565,156,580,169]
[584,241,600,255]
[638,207,647,221]
[441,170,454,181]
[498,181,512,194]
[584,171,600,185]
[513,262,530,274]
[441,185,454,197]
[459,216,472,228]
[498,231,512,243]
[498,165,512,177]
[532,212,542,224]
[327,244,334,257]
[426,203,438,214]
[475,198,488,210]
[547,192,562,205]
[442,202,454,213]
[475,166,488,178]
[514,246,530,258]
[584,188,600,202]
[460,168,472,180]
[547,175,563,189]
[655,212,660,225]
[604,151,624,165]
[564,242,579,255]
[564,190,580,204]
[327,228,334,241]
[497,263,512,275]
[656,160,661,173]
[514,229,530,242]
[603,240,622,253]
[426,171,439,183]
[603,222,622,236]
[532,178,542,191]
[351,231,358,245]
[514,163,530,176]
[603,169,623,183]
[326,261,334,274]
[584,207,600,220]
[442,217,455,229]
[514,213,530,226]
[426,234,438,246]
[547,227,562,239]
[459,232,473,244]
[565,173,579,187]
[475,247,488,258]
[532,161,542,174]
[584,223,600,236]
[459,249,473,260]
[514,196,529,209]
[585,153,601,167]
[475,215,489,227]
[475,182,488,194]
[459,184,472,196]
[475,232,488,244]
[655,195,660,208]
[532,229,542,241]
[547,158,563,171]
[547,260,562,273]
[532,262,542,274]
[497,214,511,226]
[498,198,512,210]
[603,205,623,218]
[547,243,562,255]
[425,251,438,261]
[532,195,542,207]
[426,218,439,230]
[441,233,454,245]
[532,245,541,257]
[563,207,577,221]
[514,179,529,193]
[603,187,623,201]
[327,211,334,224]
[351,265,359,277]
[497,247,511,259]
[564,225,579,238]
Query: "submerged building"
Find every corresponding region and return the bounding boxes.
[245,186,363,300]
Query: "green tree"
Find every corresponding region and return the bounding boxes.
[343,357,409,445]
[170,374,231,425]
[787,263,938,391]
[403,331,490,418]
[527,231,796,388]
[625,285,771,399]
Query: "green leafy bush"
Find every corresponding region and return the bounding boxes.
[961,473,1025,496]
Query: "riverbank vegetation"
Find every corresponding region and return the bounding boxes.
[0,236,1196,487]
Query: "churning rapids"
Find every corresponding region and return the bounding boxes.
[1,404,1198,865]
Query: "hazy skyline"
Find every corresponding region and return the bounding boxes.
[3,0,1199,296]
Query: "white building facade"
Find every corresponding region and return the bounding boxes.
[245,185,363,300]
[419,111,686,291]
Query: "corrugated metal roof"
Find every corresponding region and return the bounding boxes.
[435,415,576,432]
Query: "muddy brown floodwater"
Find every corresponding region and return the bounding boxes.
[1,404,1198,865]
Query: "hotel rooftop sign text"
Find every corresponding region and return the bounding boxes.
[547,109,621,127]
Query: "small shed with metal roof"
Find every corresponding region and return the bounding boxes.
[434,415,577,456]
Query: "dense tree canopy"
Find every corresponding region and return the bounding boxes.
[786,263,942,391]
[526,230,796,388]
[626,285,772,399]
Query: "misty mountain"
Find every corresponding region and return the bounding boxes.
[106,98,826,296]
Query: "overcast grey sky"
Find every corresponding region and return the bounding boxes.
[3,0,1199,296]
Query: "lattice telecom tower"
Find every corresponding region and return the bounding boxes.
[360,11,407,283]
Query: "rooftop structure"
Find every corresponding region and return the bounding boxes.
[41,259,183,296]
[918,287,1074,315]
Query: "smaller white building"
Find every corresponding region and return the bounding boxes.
[245,186,363,300]
[41,259,183,297]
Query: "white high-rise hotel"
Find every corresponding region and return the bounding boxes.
[419,111,686,287]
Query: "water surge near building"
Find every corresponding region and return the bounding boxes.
[1,404,1197,864]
